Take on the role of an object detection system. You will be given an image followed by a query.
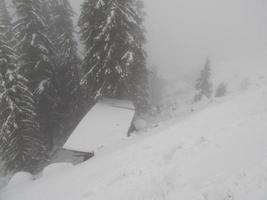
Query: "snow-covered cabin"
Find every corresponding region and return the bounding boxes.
[63,98,135,155]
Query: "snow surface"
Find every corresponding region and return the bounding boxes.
[6,172,33,189]
[42,163,74,178]
[63,98,135,152]
[2,80,267,200]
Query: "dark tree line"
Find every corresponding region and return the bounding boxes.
[79,0,148,110]
[0,0,148,173]
[0,30,46,173]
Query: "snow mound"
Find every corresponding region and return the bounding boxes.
[42,163,74,177]
[7,172,33,189]
[134,119,147,131]
[202,186,233,200]
[0,176,9,189]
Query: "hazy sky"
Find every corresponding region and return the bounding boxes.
[70,0,267,79]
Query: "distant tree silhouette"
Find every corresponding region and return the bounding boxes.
[215,83,227,97]
[194,57,213,102]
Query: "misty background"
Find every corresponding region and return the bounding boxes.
[70,0,267,81]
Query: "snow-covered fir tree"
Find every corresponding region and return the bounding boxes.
[0,33,46,173]
[12,0,60,148]
[215,82,227,97]
[48,0,82,127]
[0,0,10,29]
[194,57,213,102]
[148,67,164,113]
[79,0,149,110]
[0,0,13,42]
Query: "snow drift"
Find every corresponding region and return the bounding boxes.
[2,79,267,200]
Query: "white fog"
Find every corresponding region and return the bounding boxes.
[71,0,267,79]
[1,0,267,199]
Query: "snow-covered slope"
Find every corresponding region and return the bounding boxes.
[2,82,267,200]
[212,55,267,92]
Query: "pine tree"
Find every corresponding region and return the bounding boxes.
[148,67,164,113]
[0,33,46,173]
[215,82,227,97]
[0,0,10,29]
[48,0,82,128]
[12,0,60,148]
[194,57,213,102]
[0,0,13,42]
[79,0,149,110]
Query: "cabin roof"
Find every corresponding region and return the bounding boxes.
[63,98,135,153]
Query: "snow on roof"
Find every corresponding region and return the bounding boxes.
[99,98,135,110]
[63,98,135,153]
